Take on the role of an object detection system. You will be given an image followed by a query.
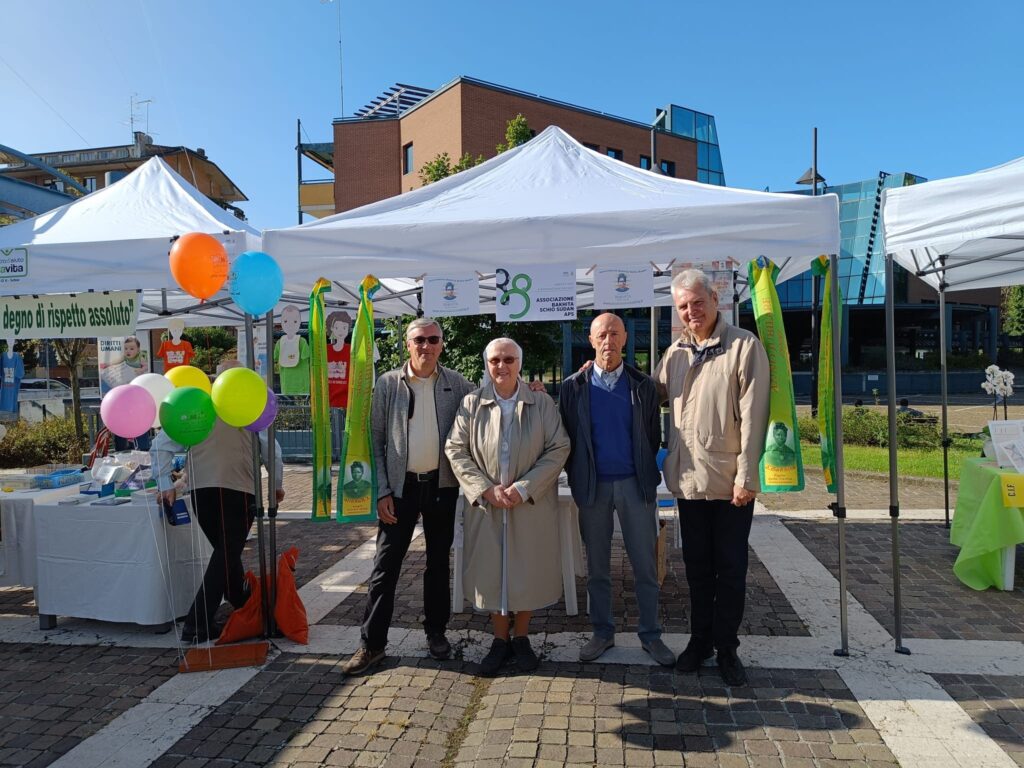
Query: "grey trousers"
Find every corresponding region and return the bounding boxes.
[578,476,662,643]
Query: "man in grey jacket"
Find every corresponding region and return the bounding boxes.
[342,318,475,675]
[559,313,675,666]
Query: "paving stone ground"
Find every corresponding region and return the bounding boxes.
[933,673,1024,767]
[320,520,809,639]
[0,643,177,767]
[787,520,1024,641]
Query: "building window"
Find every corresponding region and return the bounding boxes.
[583,142,600,152]
[402,143,414,175]
[639,155,651,170]
[83,176,96,192]
[659,160,676,177]
[606,148,623,161]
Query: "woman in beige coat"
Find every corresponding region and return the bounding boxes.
[445,338,570,675]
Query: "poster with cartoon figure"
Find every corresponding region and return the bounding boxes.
[156,318,194,371]
[326,310,352,408]
[274,305,310,395]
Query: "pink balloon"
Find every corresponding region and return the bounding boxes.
[100,384,157,439]
[244,388,278,432]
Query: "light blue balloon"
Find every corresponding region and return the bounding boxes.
[229,251,284,316]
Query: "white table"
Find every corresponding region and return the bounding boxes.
[31,497,212,627]
[0,486,79,587]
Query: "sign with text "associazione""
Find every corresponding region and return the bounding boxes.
[493,263,576,322]
[0,291,140,339]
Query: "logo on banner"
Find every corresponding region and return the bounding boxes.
[496,269,533,319]
[0,248,28,283]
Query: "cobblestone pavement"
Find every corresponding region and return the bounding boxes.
[787,520,1024,641]
[321,523,809,638]
[0,643,177,767]
[934,673,1024,767]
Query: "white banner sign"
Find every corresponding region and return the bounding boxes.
[494,263,576,322]
[594,264,655,309]
[0,291,140,339]
[422,273,480,317]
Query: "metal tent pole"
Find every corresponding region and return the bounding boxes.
[939,256,951,528]
[810,129,820,416]
[264,311,279,636]
[885,252,910,654]
[245,314,271,637]
[829,252,849,657]
[650,307,657,375]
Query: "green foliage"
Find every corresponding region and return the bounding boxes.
[419,152,484,184]
[180,326,237,374]
[496,113,532,153]
[376,316,563,384]
[0,417,89,468]
[798,407,940,449]
[1002,285,1024,336]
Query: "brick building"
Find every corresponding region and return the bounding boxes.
[299,76,726,218]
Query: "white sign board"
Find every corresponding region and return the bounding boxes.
[0,291,140,339]
[494,263,576,322]
[594,264,655,309]
[989,420,1024,469]
[422,273,480,317]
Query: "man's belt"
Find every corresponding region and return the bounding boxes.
[406,470,439,483]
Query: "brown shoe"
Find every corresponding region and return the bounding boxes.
[341,646,385,676]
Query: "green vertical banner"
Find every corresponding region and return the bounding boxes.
[310,278,333,521]
[337,275,381,523]
[812,255,840,493]
[749,256,804,492]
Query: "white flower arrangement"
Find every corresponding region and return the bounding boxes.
[982,364,1014,419]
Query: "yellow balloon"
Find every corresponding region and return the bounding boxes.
[211,367,268,427]
[165,365,212,394]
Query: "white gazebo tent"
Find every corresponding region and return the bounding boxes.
[881,156,1024,652]
[264,125,856,648]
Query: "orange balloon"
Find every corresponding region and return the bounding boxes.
[169,232,229,300]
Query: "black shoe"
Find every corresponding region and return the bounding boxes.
[511,635,539,673]
[675,640,714,673]
[180,622,222,643]
[427,633,451,660]
[478,637,513,677]
[341,646,386,676]
[716,647,747,686]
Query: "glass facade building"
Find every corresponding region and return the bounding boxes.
[774,172,926,308]
[664,106,725,186]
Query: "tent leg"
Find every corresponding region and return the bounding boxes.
[829,252,849,657]
[245,314,271,638]
[264,311,279,637]
[939,262,950,528]
[649,307,657,375]
[885,252,910,654]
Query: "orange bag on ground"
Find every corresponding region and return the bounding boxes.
[216,571,263,645]
[274,546,308,644]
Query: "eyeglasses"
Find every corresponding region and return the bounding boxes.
[487,356,518,366]
[410,335,442,346]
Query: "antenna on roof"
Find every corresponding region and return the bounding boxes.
[129,94,154,141]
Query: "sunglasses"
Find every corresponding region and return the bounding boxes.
[487,356,518,366]
[410,335,442,346]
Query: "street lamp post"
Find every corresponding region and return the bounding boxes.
[796,130,825,415]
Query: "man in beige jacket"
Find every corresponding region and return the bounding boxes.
[655,269,769,686]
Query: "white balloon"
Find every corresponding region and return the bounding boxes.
[130,373,174,428]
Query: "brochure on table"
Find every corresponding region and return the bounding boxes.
[987,420,1024,471]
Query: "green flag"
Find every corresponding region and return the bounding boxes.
[310,278,333,521]
[811,255,840,493]
[749,256,804,492]
[337,275,381,523]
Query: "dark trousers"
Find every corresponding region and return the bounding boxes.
[360,474,458,650]
[186,487,255,630]
[677,498,754,651]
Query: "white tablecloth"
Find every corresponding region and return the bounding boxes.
[0,486,79,587]
[32,498,212,625]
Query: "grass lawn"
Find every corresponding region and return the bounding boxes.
[799,436,982,480]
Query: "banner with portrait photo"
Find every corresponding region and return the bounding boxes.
[594,264,654,309]
[98,334,151,395]
[493,262,576,322]
[423,273,479,317]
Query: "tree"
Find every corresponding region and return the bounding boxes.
[418,151,484,185]
[52,338,89,445]
[180,326,237,373]
[496,113,532,153]
[1002,286,1024,337]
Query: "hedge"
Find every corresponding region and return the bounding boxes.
[0,418,89,468]
[797,407,940,449]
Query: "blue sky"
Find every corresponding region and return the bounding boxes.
[3,0,1022,229]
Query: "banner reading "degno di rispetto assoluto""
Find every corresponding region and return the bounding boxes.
[0,291,140,339]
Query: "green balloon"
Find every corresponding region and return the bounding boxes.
[159,386,216,447]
